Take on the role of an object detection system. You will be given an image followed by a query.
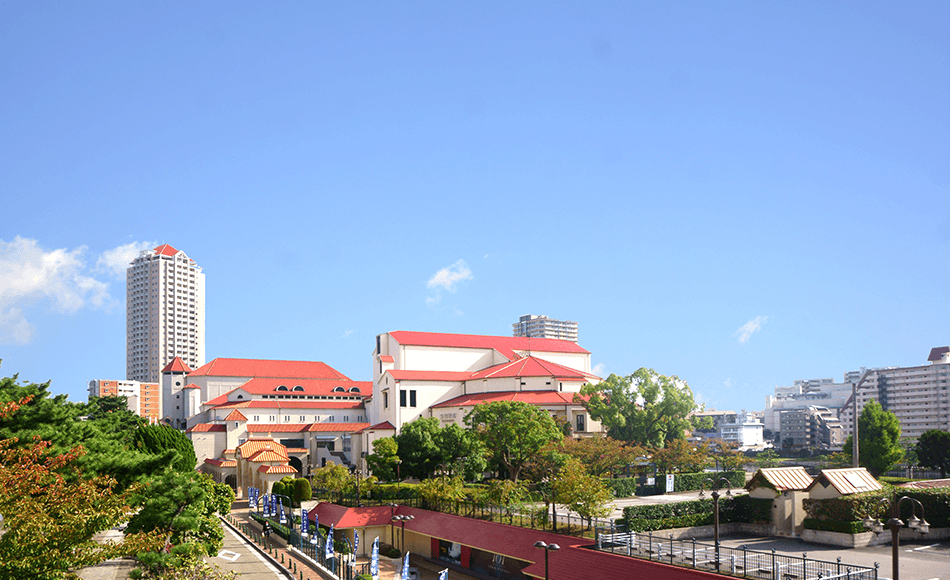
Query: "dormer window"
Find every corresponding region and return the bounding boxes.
[348,387,361,393]
[293,385,305,392]
[236,395,244,399]
[275,385,288,392]
[333,387,345,393]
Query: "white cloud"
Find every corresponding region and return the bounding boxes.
[723,378,733,387]
[95,241,154,279]
[0,237,145,344]
[592,363,606,377]
[426,260,473,291]
[734,315,768,344]
[342,329,355,339]
[426,259,473,306]
[0,308,34,344]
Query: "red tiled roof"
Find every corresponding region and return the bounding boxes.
[310,504,397,529]
[203,393,230,407]
[806,468,882,495]
[432,391,588,408]
[211,400,365,410]
[204,458,237,468]
[286,448,308,454]
[161,356,193,374]
[386,370,473,382]
[305,422,370,432]
[379,355,394,363]
[246,422,370,434]
[224,410,248,421]
[388,331,589,360]
[248,449,290,463]
[188,358,351,381]
[234,378,371,398]
[468,355,599,381]
[153,244,179,256]
[186,423,226,433]
[258,464,296,474]
[183,383,201,390]
[360,421,396,432]
[237,439,287,459]
[747,467,813,492]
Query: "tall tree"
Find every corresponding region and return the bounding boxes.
[842,400,903,477]
[915,429,950,478]
[132,424,197,474]
[577,369,697,447]
[551,457,613,526]
[394,417,442,479]
[432,422,487,481]
[365,437,399,481]
[464,401,563,482]
[0,397,162,580]
[560,435,640,477]
[651,438,709,474]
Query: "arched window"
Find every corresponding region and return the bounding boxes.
[293,385,305,392]
[348,387,361,393]
[275,385,288,392]
[333,386,345,393]
[236,394,244,399]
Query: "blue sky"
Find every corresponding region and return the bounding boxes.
[2,2,948,414]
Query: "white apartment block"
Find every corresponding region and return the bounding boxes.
[127,244,205,384]
[512,314,579,343]
[719,411,765,448]
[764,378,854,434]
[839,347,950,440]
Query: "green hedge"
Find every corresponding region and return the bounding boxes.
[671,470,746,492]
[603,478,640,498]
[618,495,771,532]
[804,487,950,529]
[803,518,866,534]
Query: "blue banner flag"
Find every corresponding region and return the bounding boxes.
[353,528,359,553]
[270,494,277,518]
[325,524,335,559]
[262,494,269,517]
[370,537,379,580]
[401,552,410,580]
[278,498,287,524]
[301,509,309,536]
[310,513,319,544]
[438,569,448,580]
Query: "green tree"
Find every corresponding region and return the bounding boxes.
[560,435,640,477]
[690,415,715,431]
[365,437,398,481]
[311,463,351,500]
[417,475,466,512]
[551,457,613,527]
[132,424,197,474]
[756,448,780,468]
[577,369,697,447]
[842,400,903,477]
[433,423,487,481]
[395,418,441,479]
[915,429,950,478]
[125,470,235,567]
[651,438,709,474]
[484,479,529,523]
[464,401,563,482]
[292,477,313,504]
[0,397,162,580]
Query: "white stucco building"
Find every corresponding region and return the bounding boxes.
[127,244,205,384]
[357,331,603,462]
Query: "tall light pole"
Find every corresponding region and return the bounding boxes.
[392,514,414,553]
[851,371,871,468]
[864,495,929,580]
[699,477,733,573]
[533,540,559,580]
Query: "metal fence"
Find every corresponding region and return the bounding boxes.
[594,529,878,580]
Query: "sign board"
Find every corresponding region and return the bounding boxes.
[665,474,675,493]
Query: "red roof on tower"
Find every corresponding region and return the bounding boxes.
[388,330,589,360]
[161,357,193,374]
[153,244,179,256]
[468,355,599,381]
[188,358,351,381]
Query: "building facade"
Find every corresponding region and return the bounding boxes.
[126,244,205,384]
[840,347,950,440]
[88,379,160,423]
[512,314,579,343]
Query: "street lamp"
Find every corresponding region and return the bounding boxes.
[391,514,414,553]
[350,464,365,507]
[863,496,930,580]
[699,477,733,572]
[534,540,560,580]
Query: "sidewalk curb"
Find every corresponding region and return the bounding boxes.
[219,515,295,579]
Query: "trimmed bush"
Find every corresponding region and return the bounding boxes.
[803,518,866,534]
[618,494,770,531]
[804,487,950,531]
[671,470,745,492]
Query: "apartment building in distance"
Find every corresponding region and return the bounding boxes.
[88,379,160,423]
[779,405,844,449]
[126,244,205,384]
[840,347,950,440]
[512,314,579,343]
[764,377,854,435]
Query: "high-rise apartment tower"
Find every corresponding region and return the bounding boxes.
[126,244,205,383]
[512,314,578,342]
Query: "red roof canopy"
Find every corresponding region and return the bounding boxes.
[468,355,598,380]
